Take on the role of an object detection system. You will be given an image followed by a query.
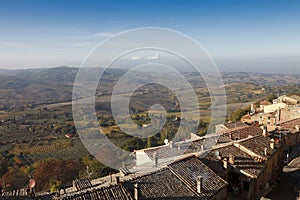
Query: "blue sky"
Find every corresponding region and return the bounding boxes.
[0,0,300,72]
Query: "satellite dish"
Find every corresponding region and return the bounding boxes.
[164,139,169,145]
[29,179,36,188]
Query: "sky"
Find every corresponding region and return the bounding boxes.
[0,0,300,72]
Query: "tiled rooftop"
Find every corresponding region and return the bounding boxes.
[205,144,265,178]
[239,135,278,159]
[289,95,300,101]
[260,100,272,105]
[217,135,233,144]
[123,168,200,200]
[19,125,286,200]
[168,156,228,200]
[280,118,300,130]
[224,121,248,129]
[200,157,227,181]
[220,126,263,141]
[72,178,92,191]
[55,154,229,200]
[56,185,133,200]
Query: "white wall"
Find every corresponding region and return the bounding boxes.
[264,103,287,113]
[136,151,153,165]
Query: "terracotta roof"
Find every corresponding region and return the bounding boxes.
[144,126,263,160]
[224,121,248,129]
[289,95,300,101]
[168,156,228,199]
[241,114,251,120]
[205,145,265,178]
[200,157,227,181]
[239,136,278,159]
[123,168,200,200]
[73,178,92,191]
[1,197,40,200]
[280,118,300,130]
[260,100,272,105]
[220,126,262,141]
[217,135,233,144]
[56,185,133,200]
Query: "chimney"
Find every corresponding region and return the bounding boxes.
[229,132,233,140]
[262,126,267,137]
[169,141,173,149]
[217,152,222,160]
[264,147,268,156]
[215,150,221,160]
[196,176,203,194]
[228,154,235,165]
[201,144,204,151]
[134,183,139,200]
[259,116,262,125]
[109,172,112,182]
[251,104,255,114]
[270,139,275,150]
[223,158,228,169]
[178,143,181,150]
[277,109,281,122]
[115,176,120,184]
[295,125,299,131]
[153,152,158,166]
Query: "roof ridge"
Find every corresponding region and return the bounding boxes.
[213,134,261,149]
[122,167,169,183]
[219,125,260,134]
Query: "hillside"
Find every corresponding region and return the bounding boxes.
[0,67,299,111]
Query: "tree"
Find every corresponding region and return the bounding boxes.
[32,159,84,191]
[228,105,251,122]
[49,179,61,192]
[146,135,157,148]
[79,156,116,180]
[120,137,145,152]
[0,167,28,191]
[265,94,277,102]
[0,156,8,177]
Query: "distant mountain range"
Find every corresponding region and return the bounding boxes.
[0,66,299,110]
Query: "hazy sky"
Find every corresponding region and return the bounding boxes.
[0,0,300,72]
